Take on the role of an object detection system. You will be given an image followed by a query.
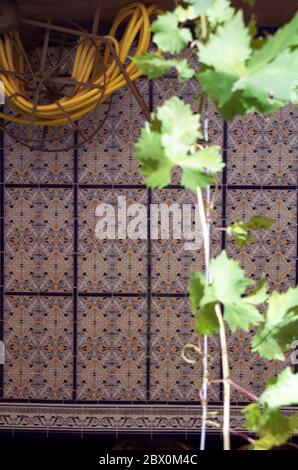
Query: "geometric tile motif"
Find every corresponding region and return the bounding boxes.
[4,134,74,184]
[5,188,73,292]
[150,297,220,401]
[77,297,147,400]
[78,188,147,293]
[78,81,149,184]
[227,104,298,185]
[151,188,222,293]
[226,190,296,291]
[4,296,72,399]
[227,329,287,402]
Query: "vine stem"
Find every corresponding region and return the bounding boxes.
[215,302,231,450]
[196,186,231,451]
[196,186,210,451]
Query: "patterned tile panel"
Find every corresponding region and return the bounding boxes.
[151,188,222,294]
[5,188,73,292]
[226,189,297,291]
[4,296,73,399]
[227,104,298,185]
[77,297,147,401]
[225,189,296,401]
[78,188,147,293]
[78,80,149,185]
[4,131,74,184]
[150,297,220,401]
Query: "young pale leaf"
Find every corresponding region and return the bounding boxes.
[205,0,235,28]
[260,368,298,410]
[134,53,194,82]
[184,0,213,16]
[244,278,268,305]
[199,11,251,75]
[235,49,298,107]
[135,97,223,190]
[198,10,298,119]
[190,251,264,333]
[227,215,274,247]
[252,286,298,360]
[181,169,214,191]
[211,251,264,331]
[248,12,298,71]
[175,5,196,22]
[151,12,192,53]
[157,96,202,161]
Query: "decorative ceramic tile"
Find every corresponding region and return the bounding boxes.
[5,188,73,292]
[78,80,149,184]
[150,297,220,401]
[227,329,286,402]
[151,188,222,293]
[4,132,74,184]
[77,296,147,401]
[4,295,73,399]
[226,189,296,291]
[227,104,298,185]
[78,188,147,293]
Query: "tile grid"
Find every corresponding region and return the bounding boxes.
[0,86,297,405]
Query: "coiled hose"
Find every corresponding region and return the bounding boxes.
[0,2,160,126]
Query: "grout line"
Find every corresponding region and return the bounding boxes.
[146,79,153,401]
[0,125,4,398]
[72,131,78,402]
[4,182,297,191]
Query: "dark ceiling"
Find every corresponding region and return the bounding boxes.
[18,0,297,27]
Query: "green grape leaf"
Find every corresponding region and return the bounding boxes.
[252,286,298,360]
[243,369,298,451]
[235,49,298,107]
[244,403,298,450]
[197,10,298,120]
[180,145,224,190]
[205,0,235,28]
[185,0,213,16]
[248,12,298,71]
[211,251,263,331]
[175,5,196,22]
[189,251,264,334]
[180,145,223,171]
[243,215,274,230]
[198,11,251,75]
[181,169,214,191]
[157,96,202,161]
[260,368,298,410]
[195,302,219,335]
[227,215,274,247]
[189,272,206,313]
[135,97,224,190]
[244,277,268,305]
[151,12,192,53]
[134,52,194,81]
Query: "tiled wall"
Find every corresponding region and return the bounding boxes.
[0,72,297,414]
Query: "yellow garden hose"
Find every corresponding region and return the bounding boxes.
[0,2,161,126]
